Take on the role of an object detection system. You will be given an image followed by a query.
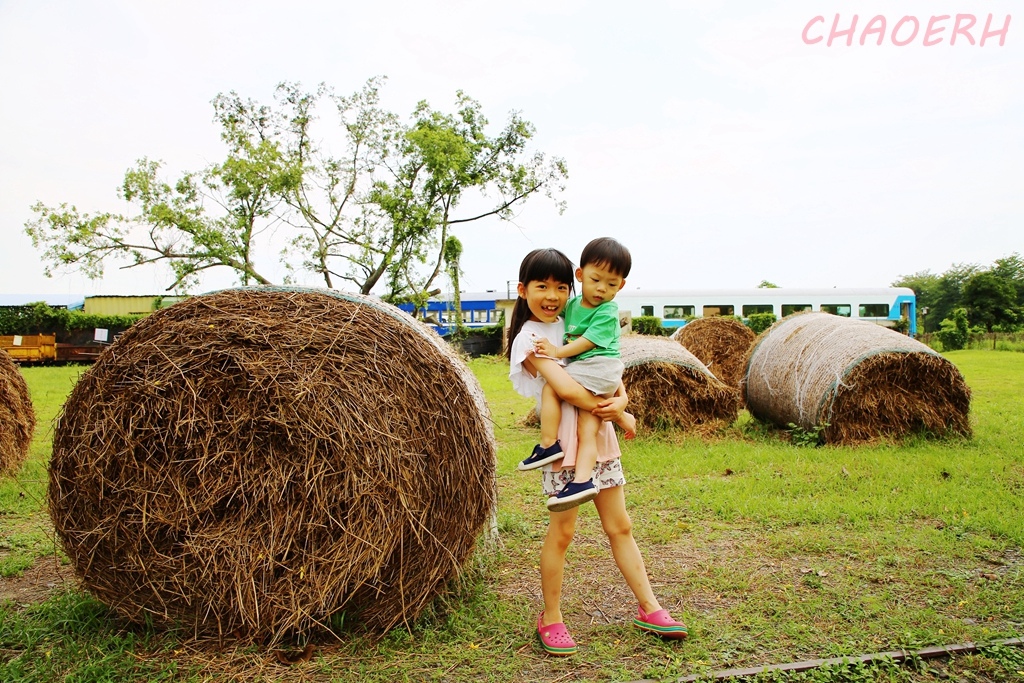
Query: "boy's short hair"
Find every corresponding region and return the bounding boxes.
[579,237,631,278]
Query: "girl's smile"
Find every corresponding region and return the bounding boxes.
[518,277,571,323]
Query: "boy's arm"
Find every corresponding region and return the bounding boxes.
[534,335,596,360]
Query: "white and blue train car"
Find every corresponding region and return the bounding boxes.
[399,287,918,337]
[614,287,918,336]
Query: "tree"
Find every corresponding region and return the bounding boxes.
[756,280,779,288]
[991,252,1024,307]
[963,271,1021,339]
[936,307,969,351]
[25,78,567,299]
[26,97,301,291]
[893,264,979,333]
[443,236,465,339]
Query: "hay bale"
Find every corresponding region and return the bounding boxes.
[0,349,35,475]
[671,317,755,387]
[743,312,971,444]
[620,336,740,431]
[48,288,496,642]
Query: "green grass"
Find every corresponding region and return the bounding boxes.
[1,352,1022,681]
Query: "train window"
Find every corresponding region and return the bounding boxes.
[702,305,735,317]
[859,303,890,318]
[821,304,852,317]
[663,305,695,319]
[641,305,654,317]
[742,304,774,316]
[781,304,812,316]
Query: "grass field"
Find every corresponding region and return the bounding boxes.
[1,351,1023,682]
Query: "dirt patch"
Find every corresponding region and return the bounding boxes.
[0,556,74,606]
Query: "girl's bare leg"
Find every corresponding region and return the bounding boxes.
[539,507,579,626]
[592,485,662,615]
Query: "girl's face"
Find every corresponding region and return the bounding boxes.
[517,277,571,323]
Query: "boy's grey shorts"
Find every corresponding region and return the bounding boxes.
[565,356,624,397]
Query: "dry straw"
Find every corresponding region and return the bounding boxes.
[671,317,756,388]
[619,335,740,431]
[49,288,496,643]
[0,348,35,475]
[743,312,971,444]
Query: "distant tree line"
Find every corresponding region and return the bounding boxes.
[0,302,142,341]
[893,253,1023,348]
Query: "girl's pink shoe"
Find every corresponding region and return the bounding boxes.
[633,606,688,639]
[536,612,578,655]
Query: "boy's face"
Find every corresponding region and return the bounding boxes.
[576,262,626,308]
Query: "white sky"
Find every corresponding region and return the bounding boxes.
[1,0,1021,300]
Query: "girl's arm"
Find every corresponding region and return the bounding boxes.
[593,381,628,422]
[524,356,628,422]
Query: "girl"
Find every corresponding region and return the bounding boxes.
[506,247,688,656]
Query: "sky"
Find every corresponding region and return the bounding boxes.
[1,0,1021,301]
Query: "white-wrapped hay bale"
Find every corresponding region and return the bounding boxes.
[49,287,496,642]
[620,336,740,431]
[743,312,971,444]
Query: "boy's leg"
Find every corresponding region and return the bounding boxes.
[519,384,565,471]
[547,410,601,511]
[615,411,638,439]
[571,410,601,484]
[540,381,561,448]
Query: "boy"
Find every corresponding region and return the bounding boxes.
[520,237,635,511]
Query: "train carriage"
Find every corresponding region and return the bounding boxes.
[615,287,917,335]
[400,287,917,337]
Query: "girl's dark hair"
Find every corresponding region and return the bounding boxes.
[580,237,631,277]
[505,248,575,360]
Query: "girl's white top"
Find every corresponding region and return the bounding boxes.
[509,319,622,469]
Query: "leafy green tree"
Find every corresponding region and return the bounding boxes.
[26,97,301,291]
[756,280,779,288]
[443,236,465,339]
[936,307,969,351]
[991,252,1024,307]
[963,271,1021,336]
[893,264,979,333]
[25,78,567,300]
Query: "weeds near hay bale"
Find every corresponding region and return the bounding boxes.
[620,336,740,432]
[743,312,971,445]
[671,316,755,388]
[48,288,496,643]
[0,348,35,475]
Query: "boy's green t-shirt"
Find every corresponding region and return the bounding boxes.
[563,296,620,361]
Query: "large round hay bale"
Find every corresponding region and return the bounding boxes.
[671,317,755,387]
[48,288,496,641]
[620,336,740,431]
[743,312,971,444]
[1,349,35,475]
